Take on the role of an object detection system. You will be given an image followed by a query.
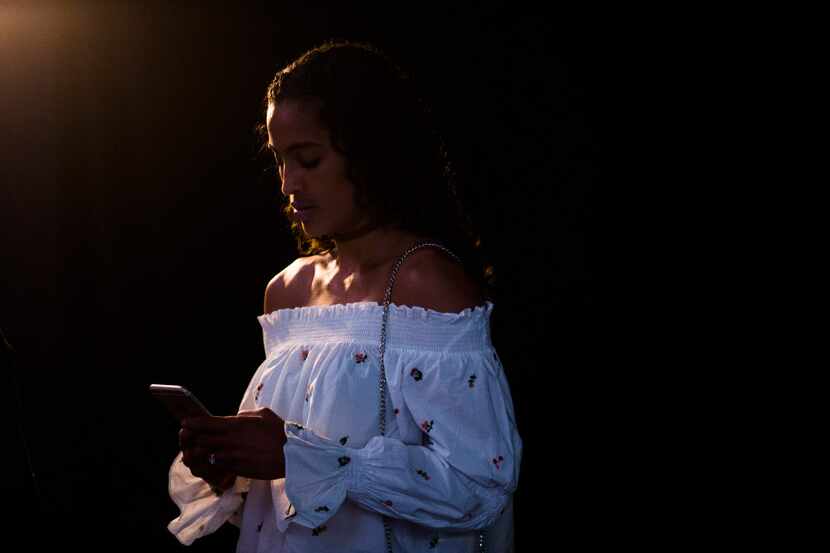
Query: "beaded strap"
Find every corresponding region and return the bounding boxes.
[376,239,486,553]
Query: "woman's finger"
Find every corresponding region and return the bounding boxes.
[181,445,208,468]
[192,433,233,451]
[182,415,236,434]
[216,472,237,491]
[184,446,238,477]
[238,406,283,423]
[208,449,251,476]
[205,449,230,470]
[178,426,196,450]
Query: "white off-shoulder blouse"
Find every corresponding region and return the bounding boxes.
[167,300,522,552]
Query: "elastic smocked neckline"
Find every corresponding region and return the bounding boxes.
[257,300,494,353]
[257,300,494,325]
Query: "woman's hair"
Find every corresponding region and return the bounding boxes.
[256,39,496,300]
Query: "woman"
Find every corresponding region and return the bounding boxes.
[168,40,522,552]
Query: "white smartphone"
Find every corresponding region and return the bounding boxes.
[149,384,212,421]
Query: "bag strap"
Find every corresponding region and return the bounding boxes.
[375,240,486,553]
[377,239,461,437]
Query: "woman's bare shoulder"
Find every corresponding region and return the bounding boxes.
[393,248,485,314]
[263,255,321,314]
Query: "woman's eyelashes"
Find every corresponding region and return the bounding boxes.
[299,158,320,169]
[274,153,320,171]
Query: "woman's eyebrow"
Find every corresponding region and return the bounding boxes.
[268,141,321,155]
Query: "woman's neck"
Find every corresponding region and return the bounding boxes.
[327,225,428,276]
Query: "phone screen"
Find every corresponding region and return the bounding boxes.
[150,384,211,421]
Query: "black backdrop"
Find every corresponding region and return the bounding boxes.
[1,3,601,550]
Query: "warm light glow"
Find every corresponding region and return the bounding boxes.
[0,3,70,42]
[1,4,81,96]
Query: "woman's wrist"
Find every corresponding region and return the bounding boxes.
[206,472,237,495]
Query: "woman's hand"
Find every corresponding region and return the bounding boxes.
[178,428,237,492]
[179,407,287,482]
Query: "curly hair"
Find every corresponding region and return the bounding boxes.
[255,39,496,300]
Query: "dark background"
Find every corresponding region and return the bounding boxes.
[2,2,601,550]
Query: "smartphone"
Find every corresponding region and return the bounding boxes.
[149,384,212,422]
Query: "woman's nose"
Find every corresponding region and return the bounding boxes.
[280,167,302,197]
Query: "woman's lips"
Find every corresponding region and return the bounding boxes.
[291,205,316,221]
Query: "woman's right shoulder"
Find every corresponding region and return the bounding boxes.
[263,254,323,314]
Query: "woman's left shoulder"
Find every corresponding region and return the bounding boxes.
[393,248,485,314]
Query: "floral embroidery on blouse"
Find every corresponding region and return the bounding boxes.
[410,367,423,381]
[312,525,327,536]
[285,501,297,520]
[354,351,367,363]
[493,455,504,469]
[468,374,477,388]
[416,469,431,481]
[420,419,434,433]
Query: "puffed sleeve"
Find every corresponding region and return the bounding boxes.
[281,347,522,531]
[166,354,277,545]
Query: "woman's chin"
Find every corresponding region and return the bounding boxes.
[301,225,328,240]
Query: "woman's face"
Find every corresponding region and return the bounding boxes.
[266,99,369,238]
